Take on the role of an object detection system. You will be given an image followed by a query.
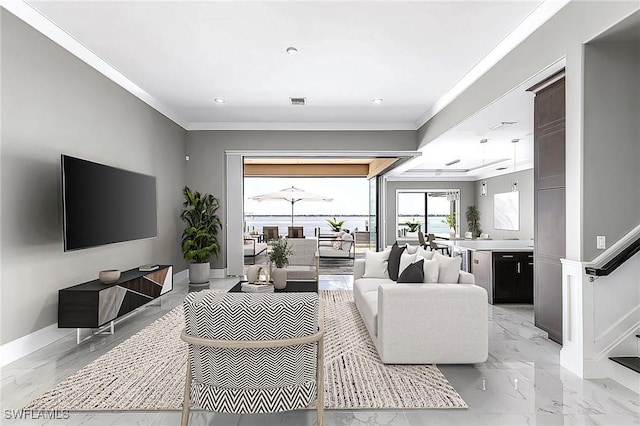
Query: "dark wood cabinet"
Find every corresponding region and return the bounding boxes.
[492,252,534,304]
[528,71,566,344]
[58,265,173,328]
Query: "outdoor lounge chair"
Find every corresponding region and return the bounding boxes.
[263,226,279,241]
[181,291,324,426]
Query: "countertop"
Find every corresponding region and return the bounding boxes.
[440,240,534,252]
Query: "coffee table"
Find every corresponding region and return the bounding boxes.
[228,280,318,293]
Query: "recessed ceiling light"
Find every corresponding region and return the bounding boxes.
[286,47,298,55]
[511,138,520,143]
[372,98,383,104]
[496,167,508,171]
[214,97,225,104]
[480,138,488,144]
[445,159,461,166]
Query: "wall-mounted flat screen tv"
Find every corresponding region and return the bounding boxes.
[62,155,158,251]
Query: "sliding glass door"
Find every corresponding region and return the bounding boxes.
[396,190,459,237]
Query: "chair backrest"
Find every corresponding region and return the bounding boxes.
[288,226,304,238]
[427,233,436,242]
[429,239,441,250]
[287,238,318,265]
[182,291,319,414]
[263,226,279,241]
[418,232,426,246]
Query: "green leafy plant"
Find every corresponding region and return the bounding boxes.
[326,217,345,232]
[180,186,221,263]
[268,237,293,268]
[403,218,422,233]
[465,205,481,237]
[442,214,457,229]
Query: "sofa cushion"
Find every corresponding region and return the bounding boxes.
[405,244,418,254]
[358,290,378,337]
[398,259,424,283]
[416,247,434,260]
[362,250,390,278]
[422,258,439,283]
[434,252,462,283]
[398,251,418,277]
[388,242,405,281]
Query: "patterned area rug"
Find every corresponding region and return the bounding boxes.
[25,291,467,411]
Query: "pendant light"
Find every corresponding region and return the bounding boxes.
[480,139,488,196]
[511,139,519,192]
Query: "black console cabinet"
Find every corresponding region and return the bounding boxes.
[59,265,173,328]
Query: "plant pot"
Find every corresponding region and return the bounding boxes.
[271,268,287,289]
[449,227,456,238]
[246,265,260,284]
[98,269,121,284]
[189,262,210,284]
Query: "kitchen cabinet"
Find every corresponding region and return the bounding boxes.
[492,252,533,304]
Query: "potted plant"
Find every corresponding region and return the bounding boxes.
[403,218,422,236]
[442,214,457,238]
[326,217,345,232]
[268,237,293,289]
[465,205,481,238]
[180,186,221,284]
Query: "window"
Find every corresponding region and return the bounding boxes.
[396,190,459,237]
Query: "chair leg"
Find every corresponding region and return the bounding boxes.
[316,336,324,426]
[181,360,192,426]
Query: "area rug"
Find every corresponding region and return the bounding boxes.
[25,291,466,411]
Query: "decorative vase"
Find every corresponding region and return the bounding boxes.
[98,269,120,284]
[189,262,210,284]
[271,267,287,289]
[449,227,456,238]
[246,265,260,284]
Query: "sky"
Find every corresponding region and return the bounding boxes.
[244,177,369,215]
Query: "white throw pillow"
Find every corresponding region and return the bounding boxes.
[405,244,418,254]
[362,250,390,278]
[398,251,418,277]
[434,252,462,283]
[422,259,440,283]
[416,246,434,260]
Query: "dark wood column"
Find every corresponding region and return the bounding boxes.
[528,70,566,344]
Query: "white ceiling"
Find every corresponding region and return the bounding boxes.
[19,0,562,130]
[4,0,572,180]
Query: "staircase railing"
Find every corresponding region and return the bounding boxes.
[585,227,640,277]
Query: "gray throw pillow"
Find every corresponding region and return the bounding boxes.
[388,242,406,281]
[398,259,425,283]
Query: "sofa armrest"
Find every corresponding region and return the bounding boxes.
[376,284,488,364]
[354,259,365,280]
[458,270,475,284]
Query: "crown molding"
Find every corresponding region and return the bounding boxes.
[1,0,189,129]
[187,121,417,131]
[414,0,571,129]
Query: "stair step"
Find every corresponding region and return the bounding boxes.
[610,357,640,374]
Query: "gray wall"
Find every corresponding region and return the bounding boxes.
[385,180,476,244]
[1,11,187,344]
[416,1,639,261]
[186,130,417,268]
[473,169,534,240]
[583,41,640,261]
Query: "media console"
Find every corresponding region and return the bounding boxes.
[58,265,173,343]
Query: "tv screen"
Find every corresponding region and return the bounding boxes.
[62,155,158,251]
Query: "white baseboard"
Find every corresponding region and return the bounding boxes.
[0,324,72,367]
[2,268,191,367]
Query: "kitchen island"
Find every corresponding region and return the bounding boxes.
[440,240,534,304]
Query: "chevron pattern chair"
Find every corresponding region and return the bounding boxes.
[181,291,324,426]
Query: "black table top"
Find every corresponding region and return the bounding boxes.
[228,280,318,293]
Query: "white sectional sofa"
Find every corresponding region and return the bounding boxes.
[353,250,489,364]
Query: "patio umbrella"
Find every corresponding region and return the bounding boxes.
[249,186,333,226]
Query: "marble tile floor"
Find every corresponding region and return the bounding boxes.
[1,276,638,426]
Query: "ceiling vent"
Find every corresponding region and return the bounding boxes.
[290,97,306,106]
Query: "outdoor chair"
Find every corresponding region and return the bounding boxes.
[281,238,319,281]
[428,233,449,255]
[263,226,279,242]
[181,291,324,426]
[288,226,304,238]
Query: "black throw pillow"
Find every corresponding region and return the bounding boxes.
[398,259,425,283]
[388,242,406,281]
